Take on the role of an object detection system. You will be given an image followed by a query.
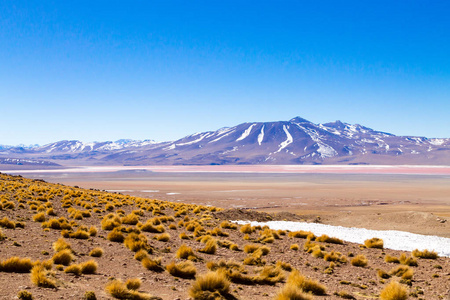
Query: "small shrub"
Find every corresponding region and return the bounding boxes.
[156,233,170,242]
[33,212,46,222]
[199,239,217,254]
[176,244,196,260]
[189,271,231,299]
[412,249,438,259]
[0,257,34,273]
[335,290,356,299]
[399,254,417,266]
[52,249,73,266]
[89,247,104,257]
[275,284,313,300]
[80,260,98,274]
[379,281,408,300]
[316,234,344,244]
[30,264,56,288]
[385,255,400,264]
[351,255,368,267]
[134,249,149,261]
[89,226,98,236]
[166,261,197,279]
[84,291,97,300]
[125,278,141,290]
[287,269,327,295]
[65,264,82,275]
[53,238,71,252]
[290,244,299,251]
[18,290,33,300]
[142,257,164,272]
[107,228,125,243]
[364,237,384,249]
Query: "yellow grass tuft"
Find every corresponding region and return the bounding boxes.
[80,260,98,274]
[53,238,71,252]
[30,264,56,288]
[64,264,82,275]
[0,257,34,273]
[89,247,104,257]
[142,257,164,272]
[52,249,73,266]
[316,234,344,244]
[199,239,217,254]
[287,269,327,295]
[189,271,231,299]
[379,281,408,300]
[125,278,141,290]
[412,249,438,259]
[399,253,417,266]
[275,284,313,300]
[351,254,368,267]
[385,255,400,264]
[166,260,197,279]
[364,237,384,249]
[107,228,125,243]
[176,244,196,260]
[33,212,46,222]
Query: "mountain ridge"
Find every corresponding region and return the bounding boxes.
[1,117,449,166]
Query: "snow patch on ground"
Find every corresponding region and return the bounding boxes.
[232,220,450,257]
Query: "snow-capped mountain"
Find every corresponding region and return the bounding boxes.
[1,117,449,166]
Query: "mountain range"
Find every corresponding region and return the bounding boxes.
[1,117,449,167]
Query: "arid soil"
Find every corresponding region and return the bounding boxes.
[0,172,449,299]
[18,170,450,238]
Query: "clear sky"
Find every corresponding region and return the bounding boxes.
[1,1,449,145]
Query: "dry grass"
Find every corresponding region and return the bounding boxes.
[107,228,125,243]
[166,261,197,279]
[350,255,368,267]
[52,237,71,252]
[379,281,408,300]
[287,269,327,295]
[0,257,34,273]
[399,253,417,266]
[89,247,104,257]
[275,284,313,300]
[52,249,73,266]
[385,255,400,264]
[125,278,141,290]
[30,264,56,288]
[176,244,196,260]
[80,260,98,274]
[199,238,217,254]
[64,264,82,275]
[189,271,231,299]
[364,237,384,249]
[316,234,344,244]
[142,257,164,272]
[412,249,438,259]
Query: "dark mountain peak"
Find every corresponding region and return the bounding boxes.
[289,116,312,124]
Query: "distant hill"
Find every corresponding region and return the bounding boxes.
[1,117,449,166]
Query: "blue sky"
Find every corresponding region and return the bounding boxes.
[1,1,449,145]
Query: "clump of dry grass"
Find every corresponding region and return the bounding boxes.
[240,223,254,234]
[288,230,314,239]
[52,249,73,266]
[199,239,217,254]
[155,233,170,242]
[275,284,313,300]
[166,261,197,279]
[64,264,82,275]
[125,278,141,290]
[89,247,104,257]
[17,290,33,300]
[287,269,327,295]
[189,271,231,300]
[105,279,152,300]
[385,255,400,264]
[30,264,56,288]
[53,238,71,252]
[316,234,344,244]
[142,257,164,272]
[0,257,34,273]
[290,244,299,251]
[254,265,285,285]
[399,253,417,266]
[107,228,125,243]
[389,265,413,280]
[379,281,408,300]
[364,237,384,249]
[124,233,151,252]
[33,212,46,222]
[176,244,197,260]
[351,255,368,267]
[80,260,98,274]
[412,249,438,259]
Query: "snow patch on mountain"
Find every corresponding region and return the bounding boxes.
[257,125,265,146]
[275,125,293,153]
[236,124,256,141]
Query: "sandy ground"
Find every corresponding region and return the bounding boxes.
[6,167,450,238]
